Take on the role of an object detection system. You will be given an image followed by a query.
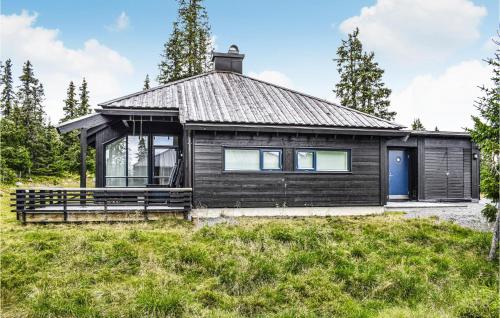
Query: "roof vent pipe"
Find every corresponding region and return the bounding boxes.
[212,45,245,74]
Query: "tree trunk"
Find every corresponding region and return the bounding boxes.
[488,205,500,261]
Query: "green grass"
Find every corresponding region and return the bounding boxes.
[1,179,498,317]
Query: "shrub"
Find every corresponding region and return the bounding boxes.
[481,203,498,223]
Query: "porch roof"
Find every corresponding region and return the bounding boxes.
[98,71,404,130]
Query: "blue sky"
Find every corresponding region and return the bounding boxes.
[1,0,498,130]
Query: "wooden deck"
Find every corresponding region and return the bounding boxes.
[11,187,192,223]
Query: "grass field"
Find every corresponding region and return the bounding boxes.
[1,179,498,317]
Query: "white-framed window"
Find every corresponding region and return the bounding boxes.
[224,148,283,171]
[295,149,350,172]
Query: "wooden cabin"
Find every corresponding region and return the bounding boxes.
[13,45,480,222]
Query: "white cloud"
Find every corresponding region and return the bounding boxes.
[392,60,492,131]
[106,11,129,32]
[339,0,487,61]
[1,11,134,123]
[248,70,293,88]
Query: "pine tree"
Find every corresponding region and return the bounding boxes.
[0,59,15,116]
[61,81,78,123]
[78,78,91,116]
[467,35,500,260]
[334,28,396,121]
[143,74,151,90]
[411,118,425,131]
[158,0,212,84]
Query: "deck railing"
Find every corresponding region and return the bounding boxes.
[11,188,192,223]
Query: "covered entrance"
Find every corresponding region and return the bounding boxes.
[388,148,418,201]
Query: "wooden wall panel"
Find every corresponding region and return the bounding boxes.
[447,147,464,199]
[424,147,448,199]
[192,132,381,208]
[463,148,472,199]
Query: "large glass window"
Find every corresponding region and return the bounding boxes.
[153,148,177,185]
[224,148,282,171]
[105,137,127,186]
[105,135,149,187]
[128,136,149,186]
[295,149,350,172]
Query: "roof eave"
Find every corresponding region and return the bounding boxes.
[184,122,407,137]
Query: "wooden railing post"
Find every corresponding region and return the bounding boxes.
[103,190,108,221]
[40,189,46,208]
[144,191,149,221]
[63,190,68,222]
[15,189,25,223]
[28,189,35,210]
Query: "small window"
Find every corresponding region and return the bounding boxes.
[153,135,176,146]
[262,150,282,170]
[295,149,350,172]
[297,151,314,170]
[224,148,283,171]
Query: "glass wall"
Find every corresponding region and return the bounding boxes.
[105,134,178,187]
[127,136,149,187]
[153,135,177,185]
[105,137,127,186]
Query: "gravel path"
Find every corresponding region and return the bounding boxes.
[402,200,494,232]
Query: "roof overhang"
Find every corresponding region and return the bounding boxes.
[184,122,409,137]
[96,108,179,117]
[405,130,470,138]
[56,113,112,134]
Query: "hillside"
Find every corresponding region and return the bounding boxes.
[0,181,498,317]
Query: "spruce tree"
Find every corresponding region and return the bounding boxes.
[467,36,500,260]
[61,81,78,123]
[411,118,425,131]
[0,59,15,116]
[334,28,396,121]
[78,78,91,116]
[143,74,151,90]
[158,0,212,84]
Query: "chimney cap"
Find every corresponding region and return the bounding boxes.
[228,44,239,54]
[211,44,245,73]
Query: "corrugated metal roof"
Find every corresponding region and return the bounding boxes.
[99,71,403,129]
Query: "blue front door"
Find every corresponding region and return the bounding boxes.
[389,150,409,198]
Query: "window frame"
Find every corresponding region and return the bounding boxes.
[223,147,283,172]
[294,149,351,172]
[104,134,179,187]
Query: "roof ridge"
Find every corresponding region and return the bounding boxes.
[231,72,405,128]
[98,71,217,107]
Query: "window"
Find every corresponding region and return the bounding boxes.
[105,134,179,187]
[105,135,149,187]
[153,136,178,185]
[105,137,127,186]
[295,149,350,172]
[224,148,282,171]
[262,150,281,170]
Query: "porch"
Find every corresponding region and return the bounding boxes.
[11,187,192,223]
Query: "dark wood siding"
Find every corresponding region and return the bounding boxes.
[447,148,464,199]
[192,131,381,208]
[463,148,472,199]
[422,137,473,201]
[424,147,448,199]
